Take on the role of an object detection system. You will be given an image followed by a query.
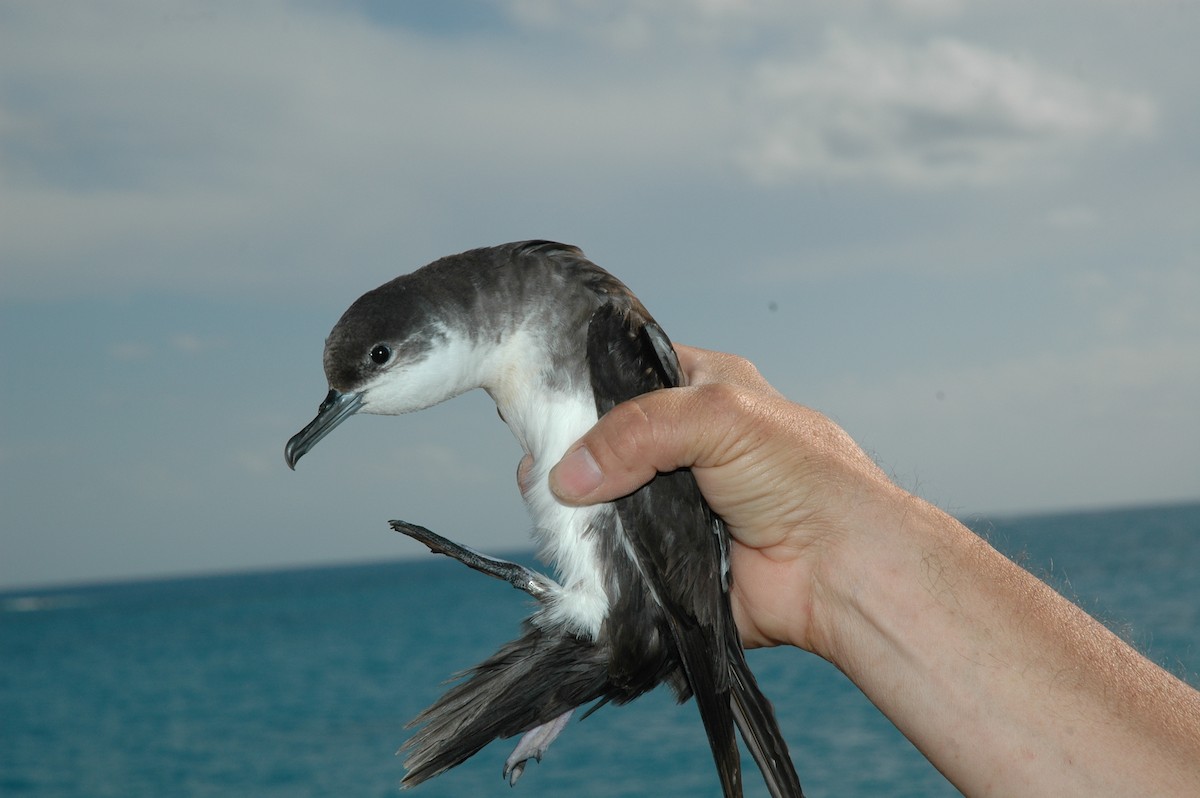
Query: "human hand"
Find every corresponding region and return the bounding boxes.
[538,345,1200,797]
[546,345,911,655]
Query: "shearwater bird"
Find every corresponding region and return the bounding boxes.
[285,240,803,797]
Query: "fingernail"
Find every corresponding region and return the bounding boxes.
[549,445,602,501]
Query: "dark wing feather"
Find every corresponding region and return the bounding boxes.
[586,301,803,798]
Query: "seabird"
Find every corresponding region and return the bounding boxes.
[285,241,803,797]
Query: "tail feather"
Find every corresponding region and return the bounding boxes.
[728,638,805,798]
[672,623,743,797]
[400,621,609,787]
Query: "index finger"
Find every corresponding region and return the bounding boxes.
[675,344,783,397]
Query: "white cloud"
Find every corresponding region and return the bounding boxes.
[504,0,966,45]
[104,334,225,361]
[1066,268,1200,341]
[170,333,226,354]
[2,1,1197,590]
[884,0,964,17]
[233,449,275,477]
[385,442,497,488]
[0,1,730,300]
[106,341,154,361]
[1045,205,1100,230]
[505,0,792,47]
[0,2,1170,302]
[736,32,1156,187]
[812,338,1200,513]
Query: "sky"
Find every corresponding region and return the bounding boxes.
[1,0,1197,590]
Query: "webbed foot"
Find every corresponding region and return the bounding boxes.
[502,710,574,786]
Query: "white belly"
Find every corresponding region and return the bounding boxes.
[499,387,611,640]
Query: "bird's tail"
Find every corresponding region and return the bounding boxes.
[728,638,806,798]
[399,621,608,788]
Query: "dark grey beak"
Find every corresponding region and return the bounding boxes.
[285,389,363,469]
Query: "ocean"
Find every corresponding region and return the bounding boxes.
[3,501,1197,797]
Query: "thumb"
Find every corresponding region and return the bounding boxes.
[548,384,744,505]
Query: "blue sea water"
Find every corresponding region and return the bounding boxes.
[2,502,1197,797]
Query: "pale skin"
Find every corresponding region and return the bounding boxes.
[539,344,1200,797]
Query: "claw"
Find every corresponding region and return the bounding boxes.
[502,710,574,786]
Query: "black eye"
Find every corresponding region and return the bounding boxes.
[369,344,391,365]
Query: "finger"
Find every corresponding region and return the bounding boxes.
[549,383,746,505]
[675,344,781,396]
[516,454,534,498]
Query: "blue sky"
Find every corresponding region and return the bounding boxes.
[2,0,1197,589]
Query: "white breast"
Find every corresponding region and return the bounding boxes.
[519,396,612,639]
[486,337,611,640]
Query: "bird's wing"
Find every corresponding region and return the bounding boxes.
[585,300,804,798]
[586,301,743,795]
[584,302,731,632]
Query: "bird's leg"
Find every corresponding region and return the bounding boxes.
[390,520,556,601]
[392,521,575,784]
[502,709,575,786]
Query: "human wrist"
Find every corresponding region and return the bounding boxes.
[804,485,955,667]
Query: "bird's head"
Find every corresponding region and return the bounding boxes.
[285,274,484,470]
[284,240,606,470]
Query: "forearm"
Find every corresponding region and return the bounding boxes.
[815,492,1200,797]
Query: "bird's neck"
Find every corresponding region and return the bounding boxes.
[483,327,596,462]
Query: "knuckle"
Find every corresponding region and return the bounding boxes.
[694,380,754,418]
[593,397,657,466]
[689,381,784,460]
[706,350,768,388]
